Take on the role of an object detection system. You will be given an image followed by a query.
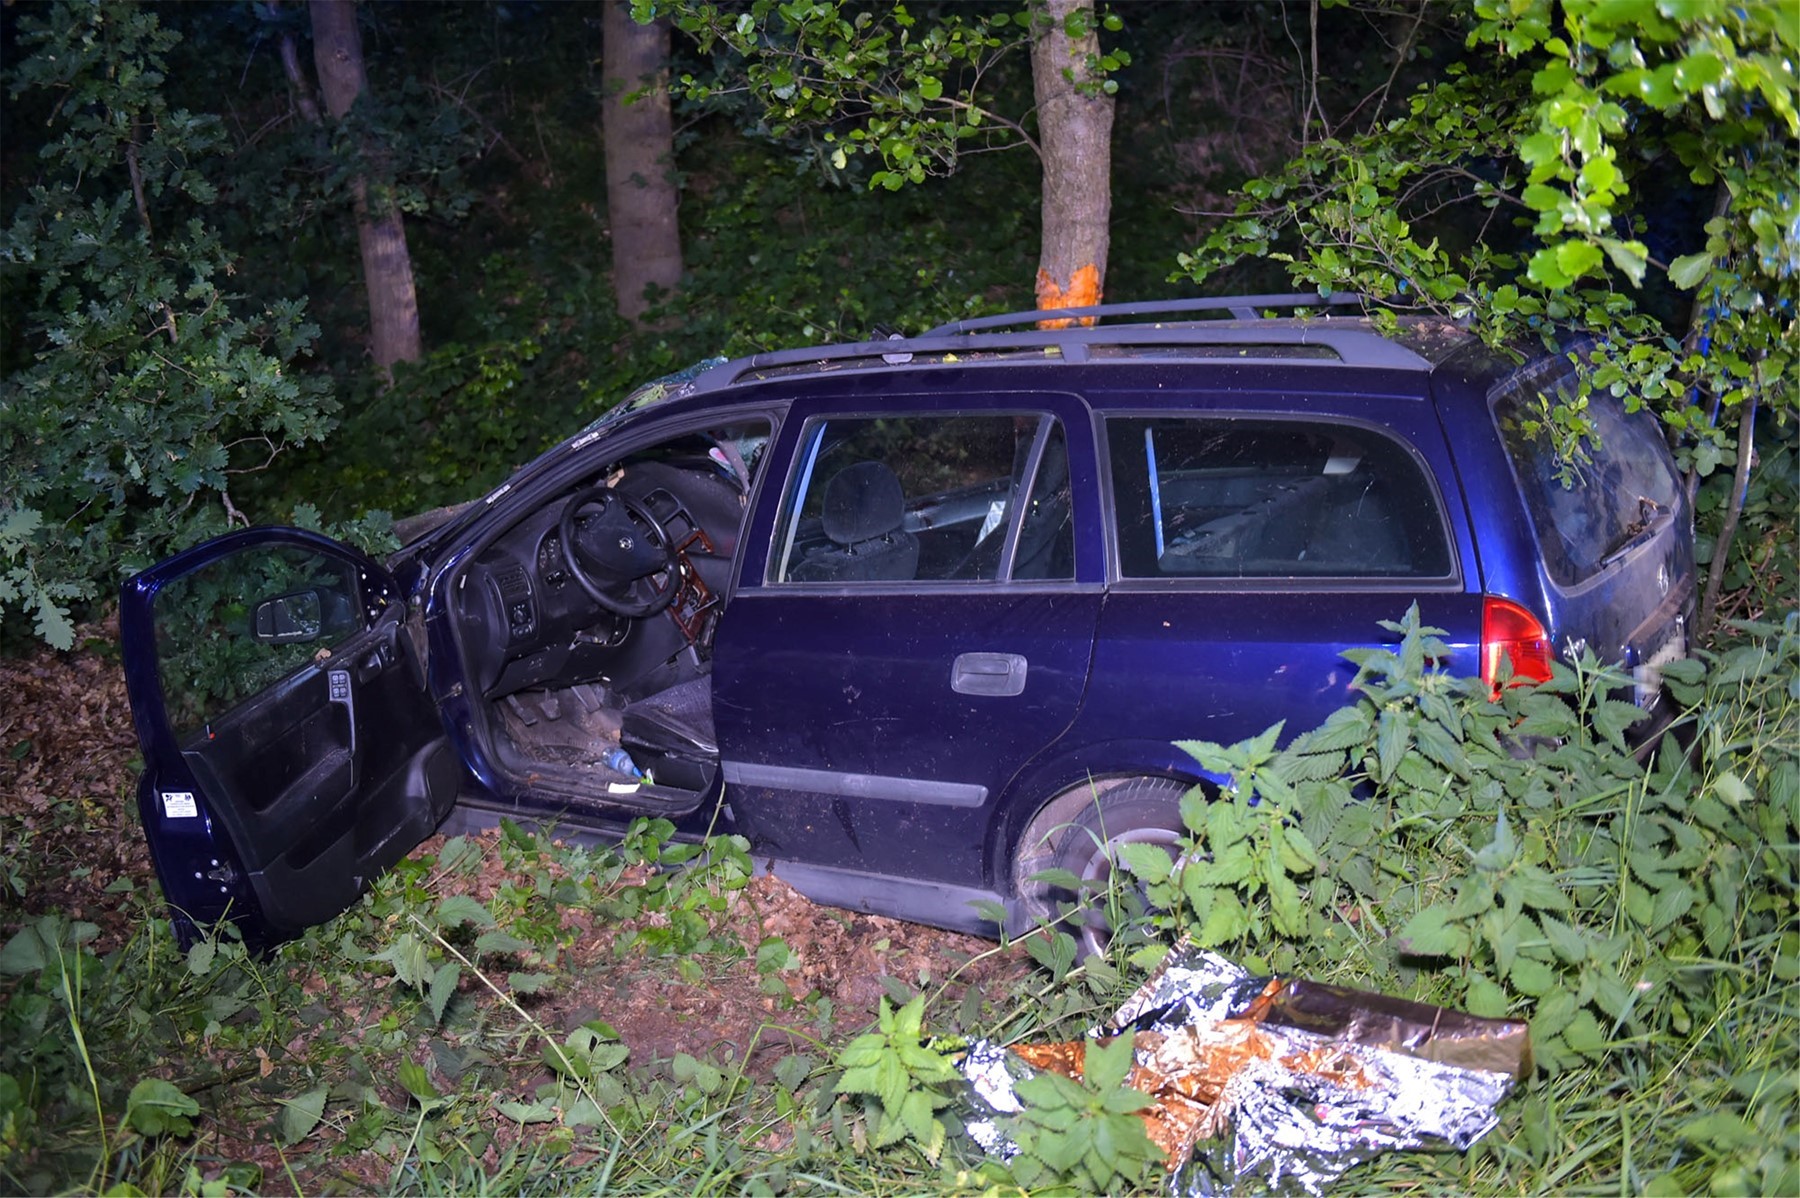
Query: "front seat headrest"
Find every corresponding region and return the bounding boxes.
[821,461,906,545]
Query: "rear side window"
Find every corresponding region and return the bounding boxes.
[1107,417,1452,580]
[771,414,1073,584]
[1493,381,1682,588]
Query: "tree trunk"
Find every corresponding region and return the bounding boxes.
[602,4,682,325]
[309,0,421,375]
[1030,0,1115,326]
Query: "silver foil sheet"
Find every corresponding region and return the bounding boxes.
[958,947,1528,1195]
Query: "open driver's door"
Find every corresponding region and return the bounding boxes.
[121,528,461,949]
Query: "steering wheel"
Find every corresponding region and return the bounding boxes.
[558,485,679,617]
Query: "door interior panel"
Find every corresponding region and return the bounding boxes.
[178,615,456,934]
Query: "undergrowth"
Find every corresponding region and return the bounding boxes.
[1,610,1795,1195]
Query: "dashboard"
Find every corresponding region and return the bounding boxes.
[453,458,747,700]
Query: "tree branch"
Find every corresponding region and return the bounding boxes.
[277,28,323,125]
[938,97,1040,158]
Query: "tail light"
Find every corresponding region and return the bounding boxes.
[1481,595,1553,694]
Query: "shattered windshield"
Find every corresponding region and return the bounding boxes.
[573,356,730,441]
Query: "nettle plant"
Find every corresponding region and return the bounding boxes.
[1119,605,1798,1075]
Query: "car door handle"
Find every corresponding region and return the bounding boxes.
[952,651,1028,697]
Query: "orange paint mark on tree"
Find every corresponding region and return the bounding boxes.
[1035,263,1103,328]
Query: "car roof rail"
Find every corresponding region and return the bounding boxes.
[920,291,1365,336]
[684,291,1434,395]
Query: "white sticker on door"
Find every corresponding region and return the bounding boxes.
[161,791,198,818]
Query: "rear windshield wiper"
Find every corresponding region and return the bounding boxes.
[1599,496,1671,566]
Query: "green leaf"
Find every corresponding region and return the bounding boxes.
[1518,130,1563,170]
[1668,252,1712,289]
[433,895,496,929]
[1085,1033,1136,1092]
[1394,905,1469,958]
[1472,809,1517,871]
[774,1052,813,1092]
[124,1078,199,1138]
[1118,841,1172,884]
[897,1088,943,1156]
[1555,240,1605,280]
[1563,1008,1608,1055]
[1713,771,1753,805]
[185,941,216,976]
[0,926,47,975]
[1026,930,1078,979]
[1593,698,1650,746]
[507,972,553,994]
[1375,708,1409,782]
[278,1086,328,1146]
[1267,867,1306,937]
[1522,181,1567,211]
[1206,801,1250,850]
[1196,889,1250,945]
[1029,867,1084,893]
[1509,955,1559,996]
[398,1059,439,1105]
[1527,247,1572,289]
[1600,237,1648,285]
[375,933,432,988]
[33,597,76,652]
[564,1097,608,1128]
[1581,156,1620,194]
[428,962,461,1025]
[1175,737,1235,774]
[1413,716,1468,776]
[1178,785,1210,833]
[1648,882,1695,934]
[1510,865,1573,912]
[1671,51,1724,92]
[1280,824,1321,871]
[496,1100,557,1124]
[1680,1112,1759,1150]
[673,1051,725,1094]
[971,898,1010,927]
[1538,913,1588,963]
[1465,976,1511,1018]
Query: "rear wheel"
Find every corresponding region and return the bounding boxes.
[1014,777,1193,959]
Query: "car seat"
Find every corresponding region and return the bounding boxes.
[788,461,920,583]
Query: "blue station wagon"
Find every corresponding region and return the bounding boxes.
[120,295,1696,950]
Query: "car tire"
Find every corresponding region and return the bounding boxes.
[1014,776,1193,959]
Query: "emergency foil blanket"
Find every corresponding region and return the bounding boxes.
[959,947,1530,1195]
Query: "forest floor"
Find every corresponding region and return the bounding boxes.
[0,620,152,952]
[0,625,1035,1192]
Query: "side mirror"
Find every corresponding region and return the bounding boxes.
[252,589,324,644]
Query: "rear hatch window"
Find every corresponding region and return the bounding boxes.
[1492,385,1682,589]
